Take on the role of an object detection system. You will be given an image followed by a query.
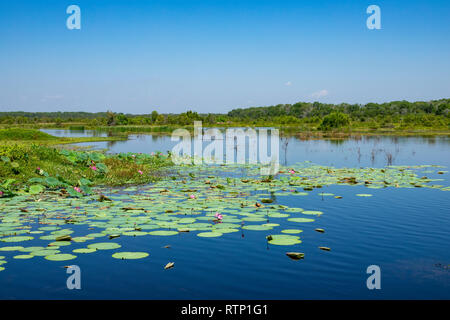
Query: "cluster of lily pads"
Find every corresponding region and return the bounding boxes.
[0,160,448,272]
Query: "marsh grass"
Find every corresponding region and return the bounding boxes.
[0,129,171,195]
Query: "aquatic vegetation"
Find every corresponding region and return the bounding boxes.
[112,252,149,260]
[0,145,172,194]
[0,160,447,273]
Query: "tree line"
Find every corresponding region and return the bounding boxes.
[0,99,449,129]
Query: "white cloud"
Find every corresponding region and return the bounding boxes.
[285,81,292,86]
[311,89,329,99]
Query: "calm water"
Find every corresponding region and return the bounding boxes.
[1,129,449,299]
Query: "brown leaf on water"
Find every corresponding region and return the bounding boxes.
[164,262,174,270]
[286,252,305,260]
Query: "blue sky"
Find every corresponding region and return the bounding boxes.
[0,0,449,114]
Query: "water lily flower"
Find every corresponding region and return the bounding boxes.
[189,194,195,199]
[90,166,97,171]
[73,186,81,193]
[138,170,143,175]
[214,213,223,220]
[0,191,3,197]
[289,169,296,174]
[151,152,155,156]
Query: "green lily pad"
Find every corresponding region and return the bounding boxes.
[112,252,149,260]
[44,254,77,261]
[281,229,303,234]
[122,231,148,236]
[148,230,179,236]
[0,236,34,242]
[242,225,273,231]
[301,211,323,216]
[31,249,61,256]
[87,242,121,250]
[197,231,223,238]
[73,248,97,254]
[13,254,34,259]
[0,246,24,251]
[287,217,315,223]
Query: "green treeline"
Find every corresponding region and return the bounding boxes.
[0,99,449,131]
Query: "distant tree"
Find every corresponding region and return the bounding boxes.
[106,110,116,126]
[318,112,350,130]
[151,111,159,123]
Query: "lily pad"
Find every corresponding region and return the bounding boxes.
[287,217,315,223]
[0,236,34,242]
[281,229,303,234]
[87,242,121,250]
[44,254,77,261]
[197,231,223,238]
[112,252,149,260]
[148,230,179,236]
[13,254,34,259]
[73,248,97,254]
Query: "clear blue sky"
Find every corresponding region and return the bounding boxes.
[0,0,449,114]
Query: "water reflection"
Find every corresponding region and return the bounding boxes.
[42,129,450,168]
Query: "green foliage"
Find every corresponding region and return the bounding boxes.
[0,144,172,198]
[318,112,350,130]
[0,128,56,141]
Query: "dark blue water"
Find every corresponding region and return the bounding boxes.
[1,130,449,299]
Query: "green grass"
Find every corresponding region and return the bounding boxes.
[0,128,57,141]
[0,129,172,197]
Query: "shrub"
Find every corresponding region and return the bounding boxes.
[318,112,350,130]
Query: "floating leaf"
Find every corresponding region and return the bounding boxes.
[281,229,303,234]
[13,254,34,259]
[197,231,223,238]
[73,248,97,254]
[287,218,315,223]
[29,184,45,195]
[164,262,175,269]
[286,252,305,260]
[112,252,149,260]
[148,230,178,236]
[45,254,77,261]
[0,246,24,251]
[242,225,272,231]
[87,242,121,250]
[301,210,323,216]
[0,236,34,242]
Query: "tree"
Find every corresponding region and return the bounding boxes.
[106,110,116,126]
[151,111,159,123]
[318,112,350,130]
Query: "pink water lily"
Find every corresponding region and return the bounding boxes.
[289,169,295,174]
[189,194,195,199]
[73,186,81,193]
[0,191,3,197]
[214,212,223,220]
[138,170,143,175]
[90,166,97,171]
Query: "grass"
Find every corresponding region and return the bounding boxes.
[0,129,172,197]
[0,127,127,146]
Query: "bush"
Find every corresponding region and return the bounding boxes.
[318,112,350,130]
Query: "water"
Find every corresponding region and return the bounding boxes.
[1,129,449,299]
